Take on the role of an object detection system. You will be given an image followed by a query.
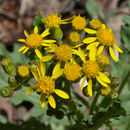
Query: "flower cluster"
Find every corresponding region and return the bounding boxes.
[17,12,123,109]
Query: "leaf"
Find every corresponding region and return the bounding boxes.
[0,115,7,124]
[9,87,44,117]
[85,0,99,18]
[0,43,28,65]
[123,15,130,26]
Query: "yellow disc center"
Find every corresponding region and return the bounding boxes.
[26,34,42,48]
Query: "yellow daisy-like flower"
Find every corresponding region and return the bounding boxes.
[18,26,56,59]
[26,61,69,109]
[72,15,87,30]
[43,12,73,28]
[101,86,111,96]
[81,47,111,97]
[89,19,102,30]
[41,43,86,76]
[83,24,123,62]
[18,65,30,77]
[97,54,110,67]
[64,61,82,81]
[68,32,80,45]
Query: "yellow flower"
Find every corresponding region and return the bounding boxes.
[101,86,111,96]
[68,32,80,45]
[97,54,110,67]
[18,26,56,59]
[89,19,102,30]
[18,65,29,77]
[43,12,73,28]
[72,15,87,30]
[41,43,86,75]
[26,61,69,109]
[81,47,111,97]
[64,61,82,81]
[83,24,123,62]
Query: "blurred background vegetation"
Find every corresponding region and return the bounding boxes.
[0,0,130,130]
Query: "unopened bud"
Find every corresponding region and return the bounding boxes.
[111,77,120,88]
[51,27,63,41]
[55,110,64,119]
[8,75,18,89]
[110,91,118,99]
[0,86,14,98]
[1,58,15,74]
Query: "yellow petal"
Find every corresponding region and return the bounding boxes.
[48,95,56,109]
[87,78,92,97]
[99,72,111,83]
[34,26,38,34]
[89,46,97,61]
[81,76,87,91]
[97,45,104,55]
[40,61,46,76]
[24,30,29,37]
[30,66,39,81]
[101,24,106,29]
[36,60,42,77]
[41,55,54,62]
[18,46,26,52]
[72,43,84,48]
[35,49,43,59]
[18,39,26,42]
[113,43,123,53]
[40,94,46,108]
[23,47,29,54]
[25,87,36,94]
[52,62,64,79]
[42,40,56,43]
[83,37,97,44]
[41,28,50,38]
[84,28,97,34]
[55,89,69,99]
[96,76,108,87]
[109,47,117,62]
[86,42,99,50]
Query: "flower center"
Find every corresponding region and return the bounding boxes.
[69,32,80,44]
[44,13,62,28]
[97,54,110,67]
[18,65,29,77]
[55,45,72,61]
[72,15,87,30]
[26,34,42,48]
[96,28,115,46]
[83,60,99,78]
[89,19,101,30]
[64,62,82,81]
[37,76,55,94]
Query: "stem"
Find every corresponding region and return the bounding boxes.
[118,70,130,95]
[89,92,100,114]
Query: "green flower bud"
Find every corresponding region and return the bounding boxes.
[8,75,18,89]
[51,27,63,41]
[0,86,14,98]
[46,108,55,116]
[1,58,15,74]
[111,77,120,88]
[110,91,118,99]
[55,110,64,120]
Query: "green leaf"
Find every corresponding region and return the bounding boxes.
[9,87,44,118]
[0,115,7,124]
[85,0,99,18]
[0,44,28,65]
[123,15,130,26]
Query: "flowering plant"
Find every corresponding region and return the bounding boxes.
[0,12,130,129]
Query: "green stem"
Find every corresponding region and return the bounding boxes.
[118,69,130,95]
[89,92,100,114]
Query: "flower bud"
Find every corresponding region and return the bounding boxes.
[110,91,118,99]
[1,58,15,74]
[111,77,120,88]
[51,27,63,41]
[0,86,14,98]
[8,75,18,89]
[55,110,64,119]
